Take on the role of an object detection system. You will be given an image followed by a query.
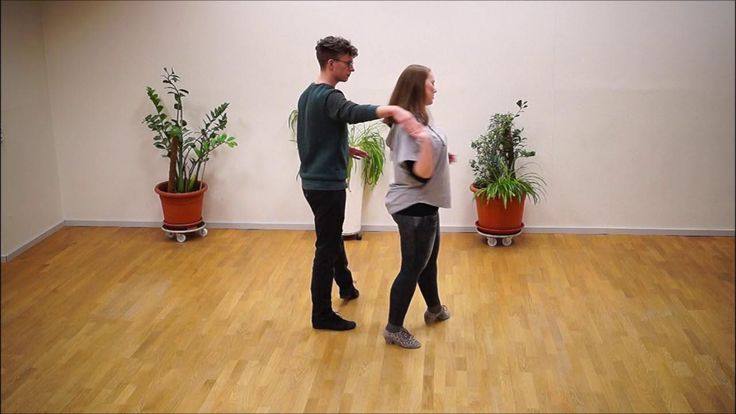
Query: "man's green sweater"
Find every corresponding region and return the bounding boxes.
[297,83,379,190]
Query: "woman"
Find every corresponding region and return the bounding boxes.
[383,65,455,349]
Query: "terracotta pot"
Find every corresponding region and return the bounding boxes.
[470,184,525,235]
[154,181,207,229]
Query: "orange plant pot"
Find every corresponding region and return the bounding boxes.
[470,184,525,234]
[154,182,207,229]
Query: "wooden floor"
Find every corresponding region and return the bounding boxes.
[1,227,734,413]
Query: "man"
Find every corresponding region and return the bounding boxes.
[297,36,424,331]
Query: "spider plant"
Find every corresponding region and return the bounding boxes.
[472,162,545,207]
[288,109,298,142]
[287,110,387,188]
[347,121,386,188]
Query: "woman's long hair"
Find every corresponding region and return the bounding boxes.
[384,64,431,127]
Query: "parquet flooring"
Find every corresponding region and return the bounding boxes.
[1,227,733,412]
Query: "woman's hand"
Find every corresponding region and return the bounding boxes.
[402,118,427,140]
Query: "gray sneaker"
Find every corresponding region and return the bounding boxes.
[424,305,451,325]
[383,327,421,349]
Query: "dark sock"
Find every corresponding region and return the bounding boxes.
[428,305,442,314]
[386,323,401,333]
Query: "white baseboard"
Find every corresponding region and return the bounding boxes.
[64,220,161,228]
[362,225,735,237]
[517,226,735,236]
[63,220,316,231]
[206,222,315,230]
[3,220,733,263]
[61,220,736,236]
[1,221,65,263]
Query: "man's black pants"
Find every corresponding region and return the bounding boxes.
[303,189,355,317]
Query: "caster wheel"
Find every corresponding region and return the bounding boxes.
[176,234,186,243]
[166,232,175,239]
[487,237,498,247]
[356,233,362,240]
[502,237,513,246]
[199,228,208,237]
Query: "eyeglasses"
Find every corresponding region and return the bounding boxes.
[333,59,354,69]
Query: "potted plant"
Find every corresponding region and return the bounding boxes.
[344,121,386,239]
[288,110,387,239]
[143,67,237,233]
[469,99,545,237]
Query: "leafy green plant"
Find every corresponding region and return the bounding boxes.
[288,110,386,188]
[347,122,386,188]
[144,68,237,193]
[288,109,298,142]
[470,99,545,207]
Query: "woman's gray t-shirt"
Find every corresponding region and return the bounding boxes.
[385,123,452,215]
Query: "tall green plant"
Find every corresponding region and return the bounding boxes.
[470,100,545,206]
[144,68,237,193]
[288,109,298,142]
[347,122,386,188]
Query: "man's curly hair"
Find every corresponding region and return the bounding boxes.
[316,36,358,69]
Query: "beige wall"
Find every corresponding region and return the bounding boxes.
[2,1,734,257]
[1,1,63,259]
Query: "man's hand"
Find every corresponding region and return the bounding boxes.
[380,105,427,141]
[392,107,414,124]
[349,146,368,159]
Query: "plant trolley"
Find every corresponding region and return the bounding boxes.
[475,221,523,247]
[162,221,208,243]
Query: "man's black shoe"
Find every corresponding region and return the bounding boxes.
[340,288,360,301]
[312,312,357,331]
